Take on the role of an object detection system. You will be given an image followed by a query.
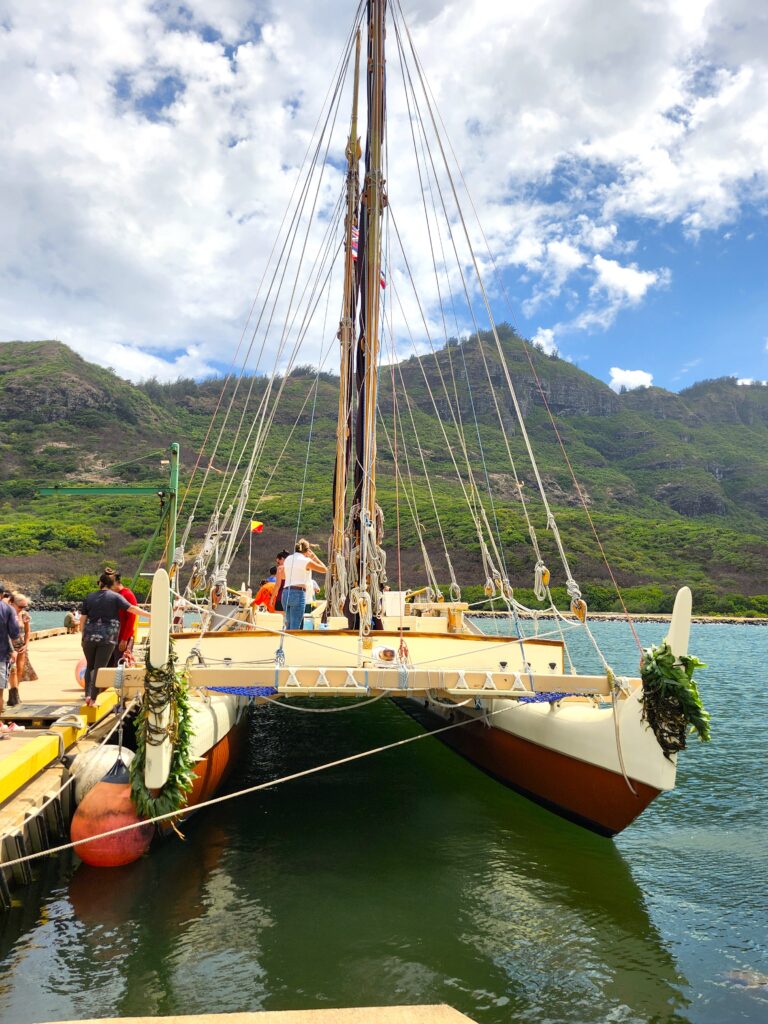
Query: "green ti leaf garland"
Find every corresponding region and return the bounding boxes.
[640,640,710,760]
[130,644,196,821]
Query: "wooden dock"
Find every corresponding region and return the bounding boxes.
[0,628,120,906]
[49,1007,476,1023]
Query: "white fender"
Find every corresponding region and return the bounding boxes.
[145,568,173,790]
[665,586,692,659]
[72,746,136,805]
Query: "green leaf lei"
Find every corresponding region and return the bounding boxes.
[130,644,196,820]
[640,640,711,760]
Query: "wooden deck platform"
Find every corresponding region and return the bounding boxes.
[50,1007,476,1024]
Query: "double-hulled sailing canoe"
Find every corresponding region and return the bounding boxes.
[86,0,707,860]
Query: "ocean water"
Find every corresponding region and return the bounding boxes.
[1,619,766,1024]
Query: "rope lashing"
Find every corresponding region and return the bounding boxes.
[171,515,195,578]
[349,585,372,633]
[534,562,550,601]
[565,578,588,622]
[329,550,349,618]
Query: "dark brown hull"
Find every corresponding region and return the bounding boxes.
[405,702,660,837]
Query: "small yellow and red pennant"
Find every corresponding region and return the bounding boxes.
[250,520,264,534]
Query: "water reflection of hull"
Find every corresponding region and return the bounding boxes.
[402,699,663,837]
[200,704,690,1023]
[456,819,690,1021]
[66,820,273,1019]
[0,702,690,1024]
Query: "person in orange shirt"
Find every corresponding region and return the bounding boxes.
[252,567,277,609]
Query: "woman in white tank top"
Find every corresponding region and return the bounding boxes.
[278,539,327,630]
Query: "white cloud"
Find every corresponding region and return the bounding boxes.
[736,377,768,386]
[0,0,766,380]
[103,344,218,382]
[609,367,654,392]
[591,256,668,304]
[577,218,618,252]
[532,327,557,354]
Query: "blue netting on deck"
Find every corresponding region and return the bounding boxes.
[518,691,571,704]
[206,685,279,697]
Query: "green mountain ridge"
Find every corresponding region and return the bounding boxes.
[2,334,768,614]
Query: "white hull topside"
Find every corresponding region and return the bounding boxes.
[100,622,675,795]
[411,685,676,793]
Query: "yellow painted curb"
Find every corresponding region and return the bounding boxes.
[0,720,87,806]
[0,735,63,805]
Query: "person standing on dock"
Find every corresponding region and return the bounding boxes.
[0,585,20,716]
[7,593,37,706]
[79,573,147,706]
[109,572,138,666]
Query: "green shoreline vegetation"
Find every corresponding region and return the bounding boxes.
[3,334,768,617]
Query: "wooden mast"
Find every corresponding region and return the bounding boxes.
[344,0,387,629]
[328,30,362,618]
[361,0,386,532]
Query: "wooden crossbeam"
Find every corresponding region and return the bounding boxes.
[97,666,632,701]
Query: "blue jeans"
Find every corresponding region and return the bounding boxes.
[283,588,306,630]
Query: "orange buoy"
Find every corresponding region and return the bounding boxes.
[75,656,87,688]
[70,757,153,868]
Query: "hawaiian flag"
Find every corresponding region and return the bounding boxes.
[350,226,385,288]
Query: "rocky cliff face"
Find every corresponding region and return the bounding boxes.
[396,329,620,424]
[618,386,698,421]
[0,340,159,427]
[681,379,768,425]
[2,370,122,423]
[619,379,768,426]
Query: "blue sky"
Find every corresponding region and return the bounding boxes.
[0,0,766,393]
[507,208,768,391]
